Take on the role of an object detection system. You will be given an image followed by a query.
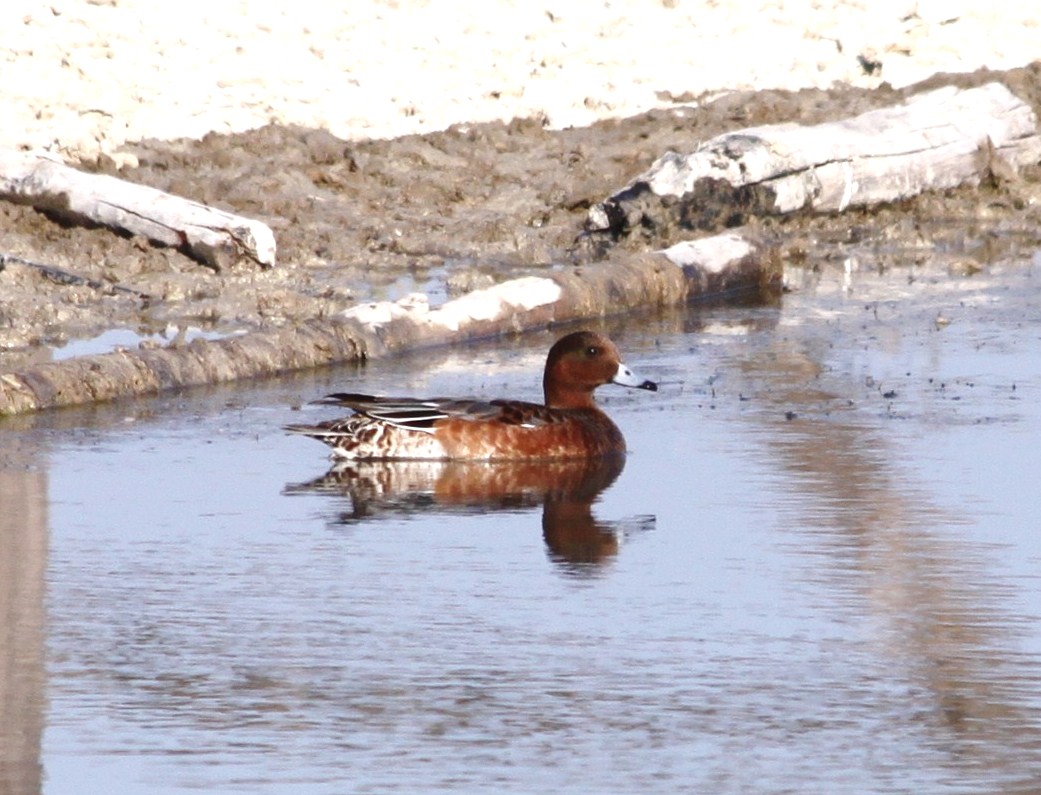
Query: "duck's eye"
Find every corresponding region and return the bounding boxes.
[585,346,600,357]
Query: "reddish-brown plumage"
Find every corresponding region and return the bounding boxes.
[285,330,657,461]
[433,405,627,459]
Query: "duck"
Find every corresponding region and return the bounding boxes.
[285,330,657,461]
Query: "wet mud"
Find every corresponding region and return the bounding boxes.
[2,64,1041,366]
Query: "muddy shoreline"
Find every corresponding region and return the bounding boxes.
[2,65,1041,375]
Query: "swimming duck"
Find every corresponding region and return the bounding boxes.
[285,330,657,460]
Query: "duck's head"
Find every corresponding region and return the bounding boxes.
[543,330,657,409]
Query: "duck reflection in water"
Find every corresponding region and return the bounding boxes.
[284,456,654,572]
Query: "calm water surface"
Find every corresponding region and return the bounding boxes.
[2,257,1041,794]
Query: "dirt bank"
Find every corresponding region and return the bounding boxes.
[2,64,1041,377]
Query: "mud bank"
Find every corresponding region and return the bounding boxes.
[1,65,1041,410]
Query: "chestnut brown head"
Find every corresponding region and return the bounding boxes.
[543,331,657,409]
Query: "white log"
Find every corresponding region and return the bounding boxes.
[589,82,1041,232]
[0,152,276,269]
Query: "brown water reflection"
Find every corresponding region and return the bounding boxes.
[734,328,1041,786]
[0,439,46,795]
[285,456,653,572]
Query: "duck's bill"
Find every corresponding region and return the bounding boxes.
[612,363,659,392]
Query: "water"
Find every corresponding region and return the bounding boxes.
[3,255,1041,793]
[51,326,241,362]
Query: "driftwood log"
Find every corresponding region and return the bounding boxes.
[0,151,276,270]
[0,230,780,415]
[587,82,1041,241]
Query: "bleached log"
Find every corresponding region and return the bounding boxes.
[588,82,1041,239]
[0,151,276,270]
[0,229,780,415]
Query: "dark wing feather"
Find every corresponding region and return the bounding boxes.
[312,393,446,430]
[314,393,556,431]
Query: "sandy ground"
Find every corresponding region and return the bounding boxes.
[3,1,1040,161]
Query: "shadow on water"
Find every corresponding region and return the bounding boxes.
[285,456,656,575]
